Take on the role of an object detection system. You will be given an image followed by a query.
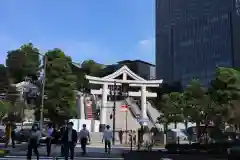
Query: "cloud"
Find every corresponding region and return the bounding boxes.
[138,37,155,54]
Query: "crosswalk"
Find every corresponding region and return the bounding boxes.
[0,156,123,160]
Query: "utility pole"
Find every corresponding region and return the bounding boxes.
[112,81,116,145]
[39,55,47,130]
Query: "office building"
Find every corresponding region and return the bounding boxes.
[156,0,240,87]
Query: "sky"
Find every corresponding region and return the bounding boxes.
[0,0,155,65]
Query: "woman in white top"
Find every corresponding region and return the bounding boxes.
[27,123,41,160]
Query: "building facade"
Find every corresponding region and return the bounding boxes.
[156,0,240,87]
[117,60,156,80]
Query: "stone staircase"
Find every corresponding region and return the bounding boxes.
[105,101,140,131]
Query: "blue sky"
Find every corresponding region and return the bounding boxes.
[0,0,155,65]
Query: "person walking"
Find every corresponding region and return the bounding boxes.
[5,121,16,148]
[132,130,137,145]
[60,120,68,157]
[4,121,11,148]
[103,125,113,154]
[118,129,123,144]
[27,123,41,160]
[61,122,78,160]
[79,124,90,156]
[46,123,54,157]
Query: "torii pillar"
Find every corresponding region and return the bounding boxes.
[99,83,108,131]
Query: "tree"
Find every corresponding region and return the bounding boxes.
[183,79,207,125]
[210,67,240,129]
[81,60,104,76]
[6,43,41,83]
[72,60,104,91]
[0,64,18,105]
[44,49,77,124]
[158,92,183,129]
[0,100,11,121]
[0,64,9,94]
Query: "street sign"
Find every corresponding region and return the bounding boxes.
[120,105,128,112]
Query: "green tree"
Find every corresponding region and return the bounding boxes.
[158,92,183,129]
[0,64,18,105]
[81,60,104,76]
[210,67,240,128]
[184,79,207,125]
[6,43,41,83]
[72,60,104,91]
[44,49,77,124]
[0,64,9,94]
[0,101,8,120]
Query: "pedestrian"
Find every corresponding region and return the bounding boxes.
[46,123,54,157]
[61,122,78,160]
[27,123,41,160]
[132,130,137,145]
[60,120,68,157]
[4,121,16,148]
[128,130,133,144]
[103,125,113,154]
[118,129,123,144]
[79,124,90,156]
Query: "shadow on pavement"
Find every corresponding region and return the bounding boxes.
[122,151,229,160]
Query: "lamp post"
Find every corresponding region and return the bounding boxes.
[39,55,47,130]
[109,81,117,145]
[121,83,129,144]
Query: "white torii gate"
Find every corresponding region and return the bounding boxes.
[85,65,163,128]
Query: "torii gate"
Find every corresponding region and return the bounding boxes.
[85,65,163,128]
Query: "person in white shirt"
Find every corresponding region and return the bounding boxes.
[78,124,90,156]
[102,125,113,154]
[27,123,41,160]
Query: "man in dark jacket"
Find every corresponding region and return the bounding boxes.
[60,120,68,156]
[61,122,77,160]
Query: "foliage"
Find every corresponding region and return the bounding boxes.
[44,49,77,124]
[0,100,12,120]
[210,67,240,125]
[6,43,41,83]
[81,60,104,76]
[0,64,9,94]
[160,92,183,125]
[0,64,18,105]
[183,79,208,124]
[72,60,104,91]
[157,67,240,130]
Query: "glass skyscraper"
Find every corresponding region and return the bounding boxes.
[156,0,240,87]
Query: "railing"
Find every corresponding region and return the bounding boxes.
[125,98,141,119]
[135,99,155,127]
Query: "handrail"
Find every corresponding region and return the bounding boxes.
[134,99,156,127]
[125,98,141,119]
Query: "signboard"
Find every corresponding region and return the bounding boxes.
[120,105,128,112]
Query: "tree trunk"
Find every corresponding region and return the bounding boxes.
[174,121,177,129]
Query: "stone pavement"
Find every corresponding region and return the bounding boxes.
[7,144,125,158]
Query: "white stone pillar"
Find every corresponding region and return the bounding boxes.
[76,92,85,119]
[80,95,85,119]
[141,85,148,126]
[123,72,127,80]
[100,83,108,131]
